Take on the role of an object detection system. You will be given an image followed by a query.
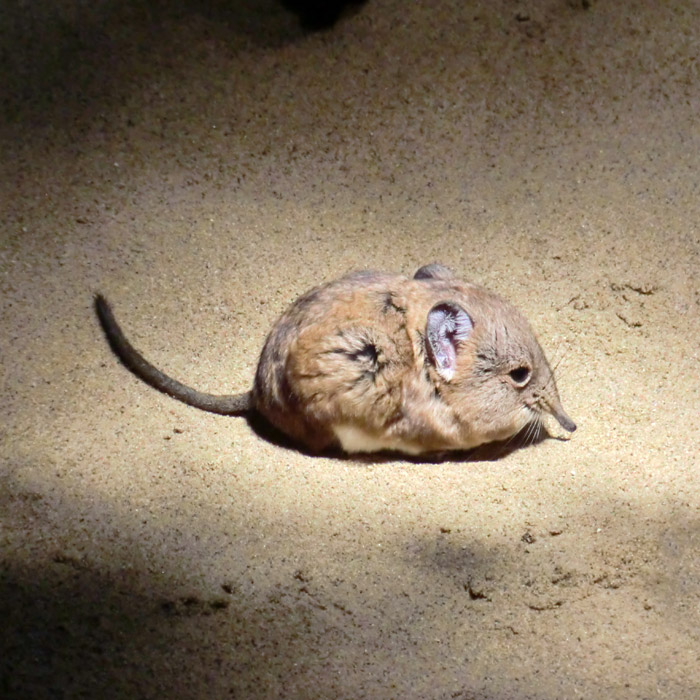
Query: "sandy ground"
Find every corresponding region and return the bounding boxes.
[1,0,699,698]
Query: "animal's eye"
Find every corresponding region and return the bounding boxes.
[508,366,531,386]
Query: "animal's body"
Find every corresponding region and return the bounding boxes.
[96,264,575,455]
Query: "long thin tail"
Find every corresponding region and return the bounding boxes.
[94,294,251,415]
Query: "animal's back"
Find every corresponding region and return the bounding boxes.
[252,271,419,452]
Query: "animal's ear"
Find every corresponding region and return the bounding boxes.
[425,303,473,381]
[413,263,454,281]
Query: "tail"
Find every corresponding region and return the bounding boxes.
[94,294,251,415]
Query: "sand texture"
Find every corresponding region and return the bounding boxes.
[1,0,699,698]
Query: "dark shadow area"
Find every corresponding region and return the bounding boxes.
[0,0,364,132]
[0,468,516,699]
[3,461,697,698]
[0,472,334,698]
[280,0,368,30]
[0,560,344,699]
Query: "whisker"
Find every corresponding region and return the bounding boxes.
[550,340,568,373]
[525,418,539,446]
[552,355,565,375]
[502,428,520,450]
[534,418,544,444]
[542,360,564,394]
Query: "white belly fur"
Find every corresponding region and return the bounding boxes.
[332,424,424,455]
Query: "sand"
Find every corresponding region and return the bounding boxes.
[1,0,699,698]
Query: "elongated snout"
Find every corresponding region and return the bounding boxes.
[549,400,577,433]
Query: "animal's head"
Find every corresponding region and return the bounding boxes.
[424,293,576,446]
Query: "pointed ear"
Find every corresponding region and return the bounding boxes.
[425,303,473,381]
[413,263,454,281]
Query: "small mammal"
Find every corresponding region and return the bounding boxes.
[95,264,575,455]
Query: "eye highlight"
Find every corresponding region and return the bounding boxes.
[508,366,531,386]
